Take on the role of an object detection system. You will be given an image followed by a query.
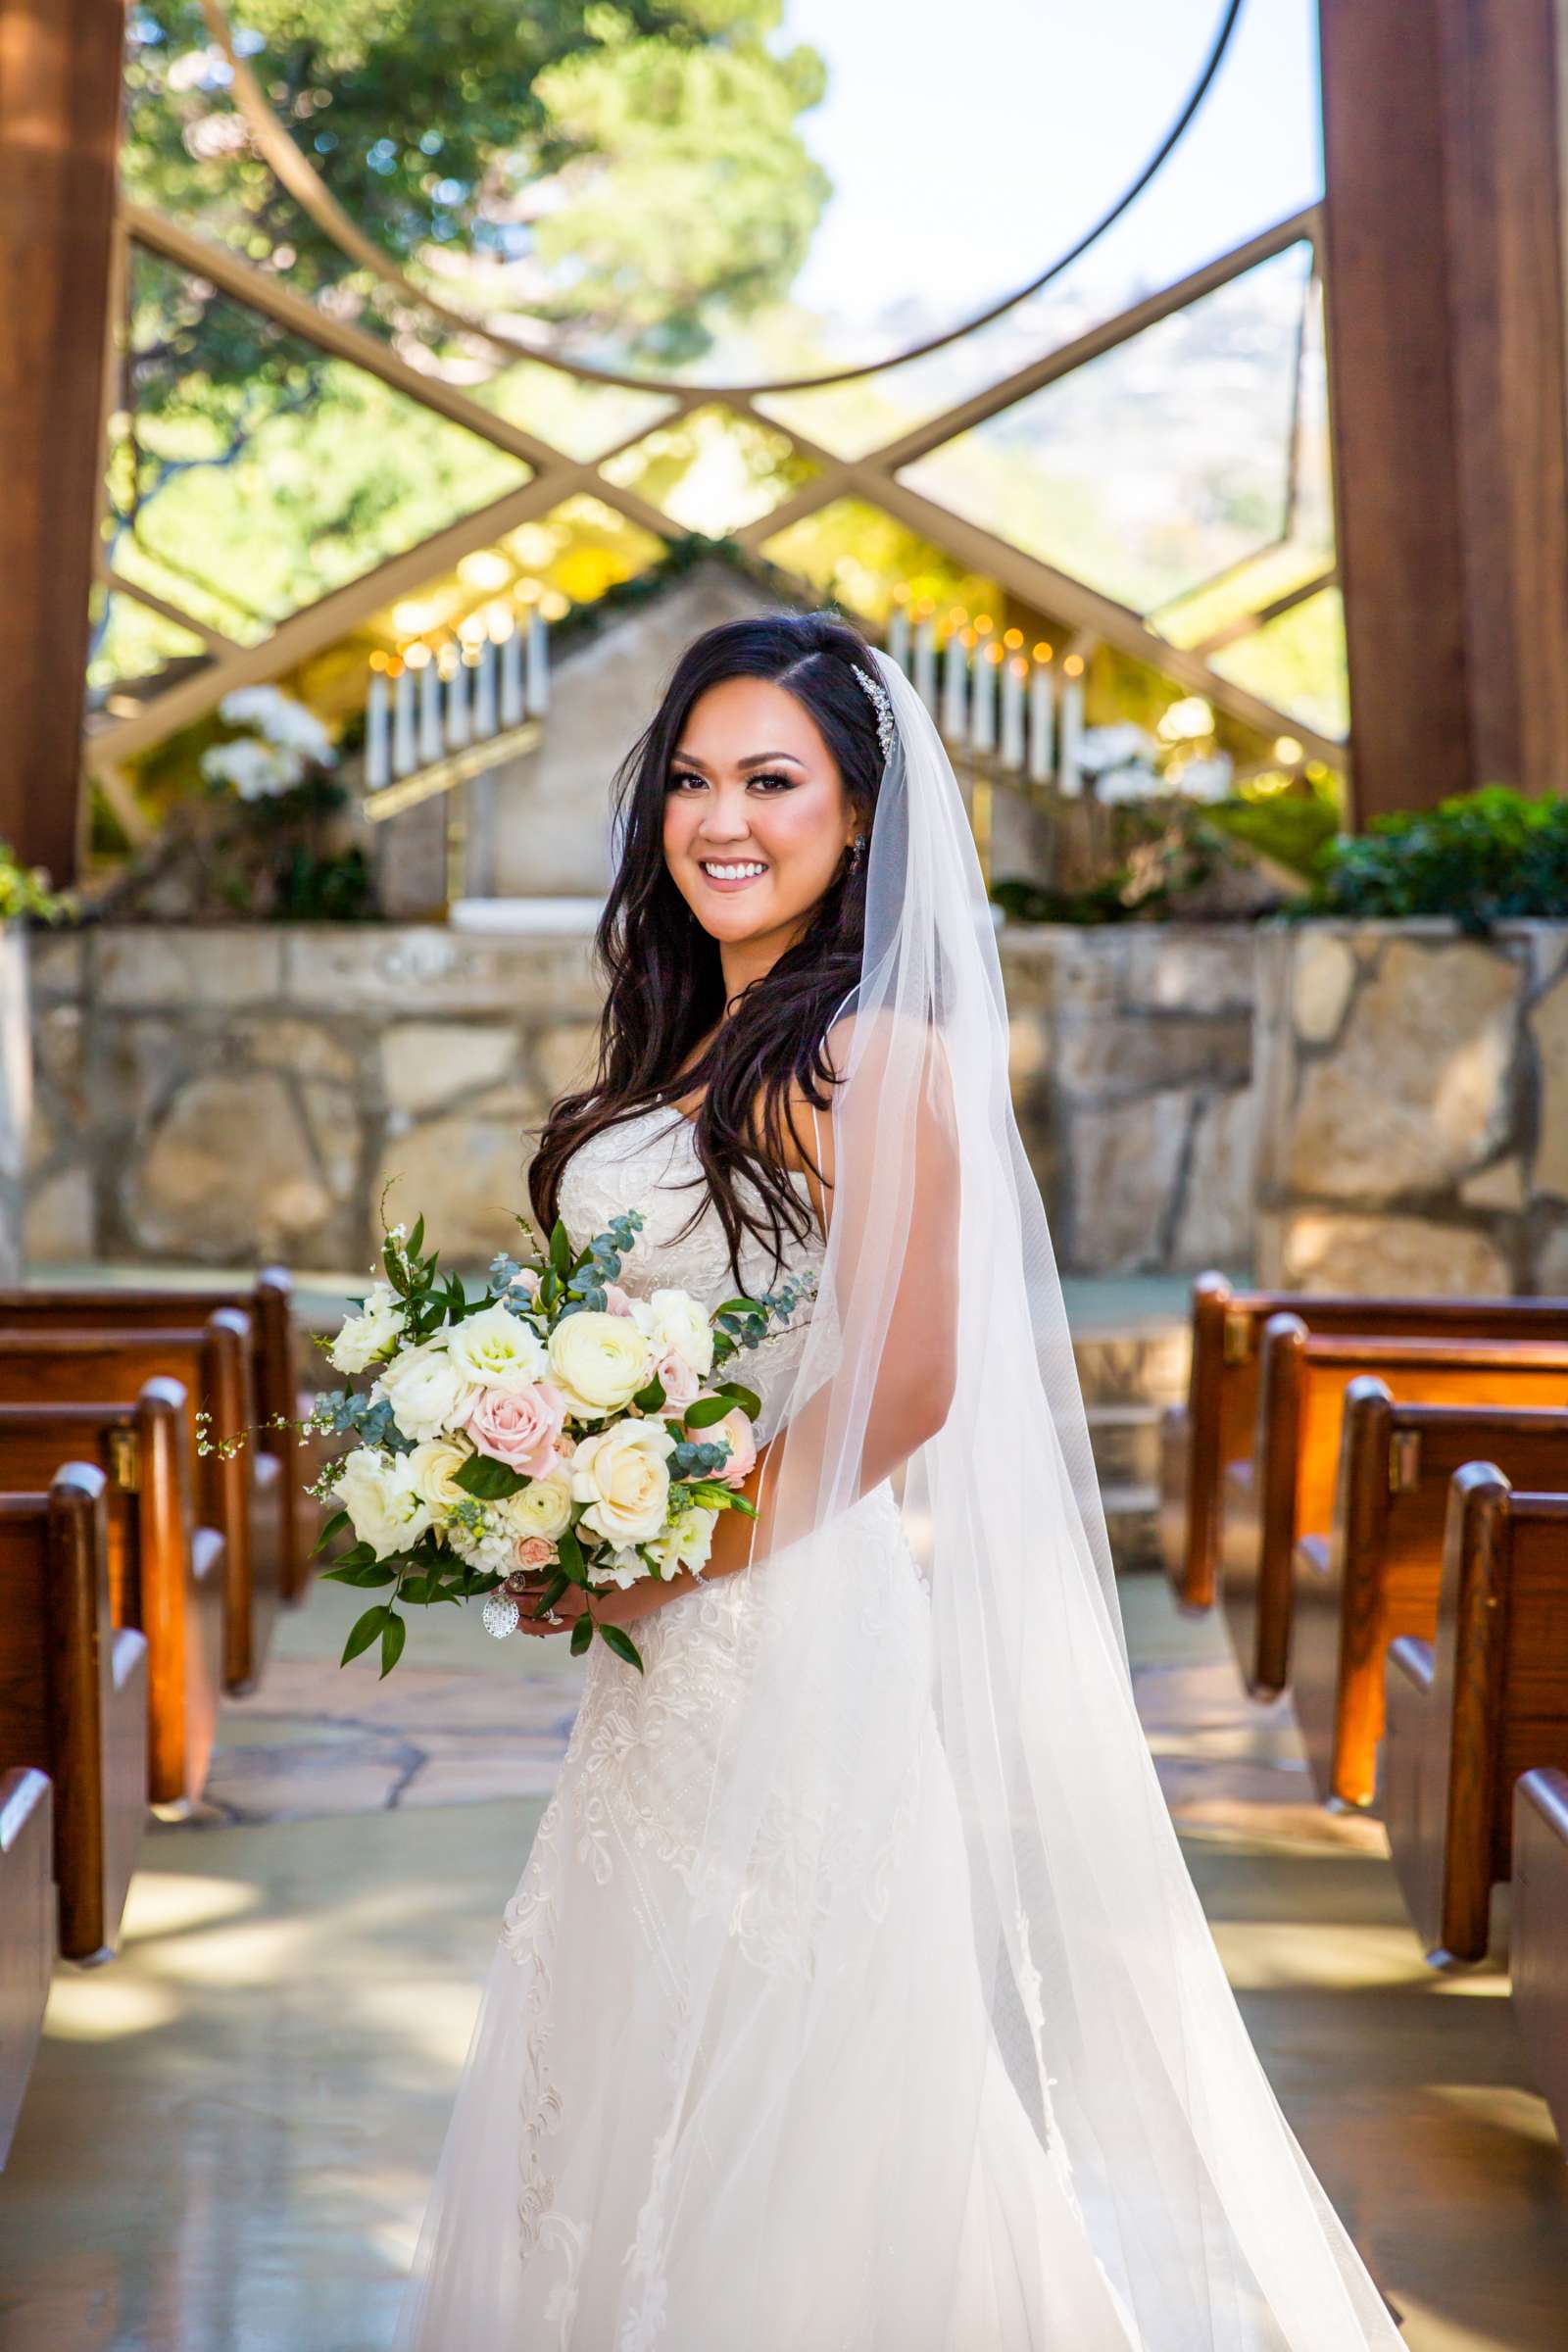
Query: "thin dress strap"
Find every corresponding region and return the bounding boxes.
[807,1099,829,1245]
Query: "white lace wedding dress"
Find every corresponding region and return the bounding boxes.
[393,1104,1142,2350]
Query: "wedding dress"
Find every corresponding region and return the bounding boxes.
[393,651,1404,2350]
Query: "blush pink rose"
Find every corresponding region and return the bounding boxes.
[515,1535,558,1571]
[655,1348,702,1411]
[603,1282,635,1318]
[698,1402,758,1489]
[465,1380,566,1479]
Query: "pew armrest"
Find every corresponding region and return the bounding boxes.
[1388,1635,1435,1696]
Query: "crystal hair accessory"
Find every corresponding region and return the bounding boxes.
[853,663,896,761]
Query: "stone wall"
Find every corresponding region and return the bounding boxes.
[1253,920,1568,1294]
[24,917,1258,1280]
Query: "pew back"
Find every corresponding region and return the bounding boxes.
[0,1387,223,1806]
[0,1320,279,1690]
[0,1468,147,1961]
[0,1766,52,2167]
[1512,1767,1568,2152]
[1170,1274,1568,1610]
[1224,1326,1568,1696]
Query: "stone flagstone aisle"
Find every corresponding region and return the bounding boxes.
[0,1566,1564,2350]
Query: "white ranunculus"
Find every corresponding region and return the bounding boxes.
[509,1471,573,1541]
[548,1311,652,1419]
[336,1446,433,1561]
[642,1288,715,1383]
[371,1336,479,1445]
[327,1281,404,1375]
[571,1417,675,1547]
[447,1302,549,1392]
[646,1505,717,1579]
[406,1437,474,1515]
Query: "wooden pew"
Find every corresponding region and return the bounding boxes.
[0,1318,281,1692]
[0,1383,225,1806]
[0,1766,52,2167]
[0,1266,318,1602]
[0,1465,147,1962]
[1512,1766,1568,2151]
[1222,1323,1568,1699]
[1383,1468,1568,1964]
[1162,1273,1568,1612]
[1294,1388,1568,1807]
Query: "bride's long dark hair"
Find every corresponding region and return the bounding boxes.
[529,610,887,1280]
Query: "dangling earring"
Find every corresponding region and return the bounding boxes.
[847,834,866,871]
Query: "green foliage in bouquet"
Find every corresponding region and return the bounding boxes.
[1301,787,1568,933]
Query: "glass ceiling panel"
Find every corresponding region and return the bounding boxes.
[1206,584,1348,741]
[86,584,209,698]
[758,498,1000,628]
[122,0,1319,393]
[118,245,531,633]
[896,243,1314,616]
[598,407,818,537]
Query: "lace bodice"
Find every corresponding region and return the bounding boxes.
[557,1105,825,1444]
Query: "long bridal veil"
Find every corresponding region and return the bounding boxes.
[398,648,1403,2349]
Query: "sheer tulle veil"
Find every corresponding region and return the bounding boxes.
[396,648,1402,2349]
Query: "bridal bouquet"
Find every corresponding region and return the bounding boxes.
[306,1207,811,1678]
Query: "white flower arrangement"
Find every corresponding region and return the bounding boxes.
[304,1206,810,1677]
[199,685,336,801]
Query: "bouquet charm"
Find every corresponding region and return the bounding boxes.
[302,1202,811,1677]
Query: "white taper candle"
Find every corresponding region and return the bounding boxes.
[473,638,497,739]
[941,630,969,743]
[446,654,471,751]
[499,625,524,727]
[392,668,416,776]
[526,612,550,715]
[366,671,390,791]
[417,658,443,764]
[1058,675,1084,799]
[887,602,911,671]
[971,643,998,755]
[1001,657,1026,770]
[1028,662,1054,785]
[913,618,937,711]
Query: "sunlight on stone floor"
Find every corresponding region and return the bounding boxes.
[0,1567,1563,2350]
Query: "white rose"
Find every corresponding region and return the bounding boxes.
[335,1446,433,1561]
[646,1505,717,1579]
[328,1282,404,1375]
[571,1417,675,1546]
[371,1336,479,1445]
[548,1311,652,1419]
[509,1471,573,1541]
[640,1289,715,1384]
[406,1437,474,1515]
[447,1303,548,1392]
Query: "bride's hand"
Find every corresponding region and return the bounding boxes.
[513,1573,682,1637]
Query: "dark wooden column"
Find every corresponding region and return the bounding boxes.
[1319,0,1568,821]
[0,0,125,884]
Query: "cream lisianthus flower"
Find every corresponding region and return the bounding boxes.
[570,1417,675,1546]
[447,1303,548,1392]
[646,1504,717,1578]
[510,1470,573,1541]
[371,1336,479,1445]
[406,1437,474,1515]
[633,1288,714,1385]
[328,1282,404,1375]
[598,1544,651,1591]
[548,1311,652,1419]
[335,1446,434,1561]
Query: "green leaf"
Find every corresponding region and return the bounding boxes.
[379,1610,407,1679]
[558,1524,589,1586]
[713,1297,760,1318]
[409,1213,425,1259]
[550,1219,573,1279]
[312,1507,351,1556]
[569,1610,594,1656]
[454,1451,528,1499]
[527,1571,571,1617]
[632,1373,667,1413]
[598,1621,645,1674]
[682,1394,733,1429]
[340,1604,390,1666]
[321,1561,398,1588]
[716,1381,761,1420]
[334,1541,378,1567]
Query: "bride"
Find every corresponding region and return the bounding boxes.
[393,613,1402,2349]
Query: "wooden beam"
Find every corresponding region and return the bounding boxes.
[0,0,126,882]
[1319,0,1568,817]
